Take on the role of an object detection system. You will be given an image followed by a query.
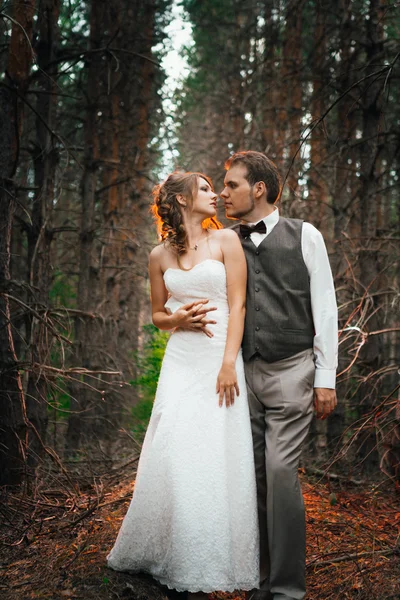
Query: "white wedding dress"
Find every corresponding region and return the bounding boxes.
[107,259,259,593]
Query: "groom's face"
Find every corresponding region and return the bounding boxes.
[220,164,255,220]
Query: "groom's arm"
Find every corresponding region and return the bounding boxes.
[302,223,338,419]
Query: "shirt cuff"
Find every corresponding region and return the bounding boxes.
[314,368,336,389]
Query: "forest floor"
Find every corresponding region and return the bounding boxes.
[1,458,399,600]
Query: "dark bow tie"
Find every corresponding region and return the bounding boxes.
[239,220,267,238]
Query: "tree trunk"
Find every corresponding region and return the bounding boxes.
[64,0,101,456]
[327,0,358,454]
[278,0,305,213]
[260,1,279,159]
[23,0,60,477]
[355,0,385,469]
[0,0,36,486]
[95,0,158,448]
[65,0,158,456]
[309,0,329,231]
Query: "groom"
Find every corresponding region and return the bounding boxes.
[219,150,338,600]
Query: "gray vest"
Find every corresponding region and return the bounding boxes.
[233,217,314,362]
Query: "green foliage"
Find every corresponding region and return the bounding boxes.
[59,0,89,40]
[47,270,77,420]
[49,269,77,308]
[47,377,70,421]
[129,324,169,438]
[132,324,169,396]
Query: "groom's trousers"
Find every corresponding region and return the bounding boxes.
[244,348,315,600]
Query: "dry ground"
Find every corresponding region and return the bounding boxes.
[1,461,399,600]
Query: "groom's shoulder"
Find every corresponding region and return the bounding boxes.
[280,215,302,225]
[282,216,326,241]
[279,215,305,232]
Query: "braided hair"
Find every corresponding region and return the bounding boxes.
[152,171,221,255]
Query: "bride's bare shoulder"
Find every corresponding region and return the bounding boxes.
[208,227,240,242]
[149,242,174,265]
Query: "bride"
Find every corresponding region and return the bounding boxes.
[106,171,259,599]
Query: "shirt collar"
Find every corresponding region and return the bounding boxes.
[248,206,279,228]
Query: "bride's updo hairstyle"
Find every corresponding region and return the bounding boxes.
[152,171,221,255]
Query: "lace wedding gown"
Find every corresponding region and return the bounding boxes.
[106,259,259,593]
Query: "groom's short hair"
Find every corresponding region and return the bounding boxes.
[225,151,282,204]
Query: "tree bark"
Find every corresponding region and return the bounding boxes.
[65,0,158,455]
[355,0,386,469]
[278,0,305,212]
[64,0,100,454]
[260,1,279,159]
[0,0,35,486]
[327,0,359,453]
[309,0,329,231]
[23,0,60,477]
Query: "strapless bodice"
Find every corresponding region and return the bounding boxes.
[163,259,228,313]
[163,259,229,344]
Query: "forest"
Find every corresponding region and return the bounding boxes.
[0,0,399,599]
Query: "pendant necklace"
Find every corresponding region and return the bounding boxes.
[190,228,206,251]
[177,229,209,271]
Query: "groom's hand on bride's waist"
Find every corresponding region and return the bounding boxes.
[173,299,217,338]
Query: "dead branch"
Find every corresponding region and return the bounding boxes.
[1,293,72,344]
[305,466,365,486]
[308,547,399,568]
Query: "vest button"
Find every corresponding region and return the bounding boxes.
[255,307,260,311]
[255,269,260,274]
[255,326,260,331]
[255,346,260,351]
[255,251,260,255]
[255,287,259,292]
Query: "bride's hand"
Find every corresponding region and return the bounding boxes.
[171,299,217,337]
[216,362,239,408]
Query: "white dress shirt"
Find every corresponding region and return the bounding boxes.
[247,207,338,389]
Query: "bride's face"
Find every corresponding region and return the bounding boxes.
[192,177,218,218]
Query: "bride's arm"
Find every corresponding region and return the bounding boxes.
[149,246,216,332]
[216,229,247,407]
